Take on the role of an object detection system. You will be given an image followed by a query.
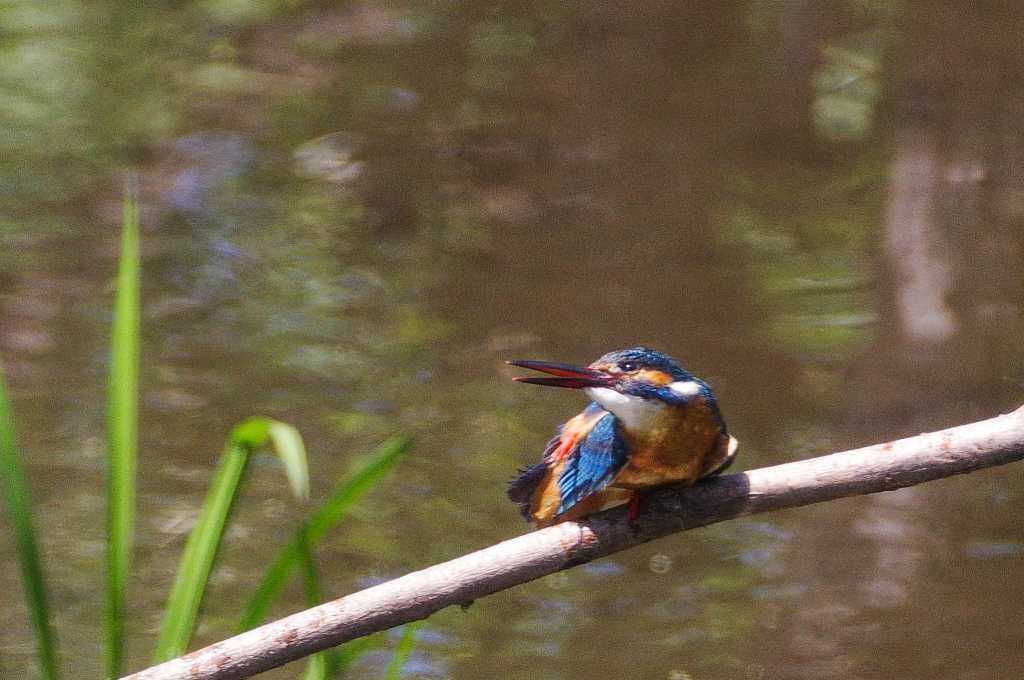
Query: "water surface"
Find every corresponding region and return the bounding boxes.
[2,2,1024,678]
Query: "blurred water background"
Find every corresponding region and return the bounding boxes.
[2,1,1024,678]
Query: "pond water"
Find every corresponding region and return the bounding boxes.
[3,2,1024,678]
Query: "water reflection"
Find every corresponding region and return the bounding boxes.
[3,1,1024,679]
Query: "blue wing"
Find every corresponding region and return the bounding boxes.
[556,411,629,515]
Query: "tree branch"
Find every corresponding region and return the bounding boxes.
[124,405,1024,680]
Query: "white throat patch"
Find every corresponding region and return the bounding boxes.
[584,387,664,431]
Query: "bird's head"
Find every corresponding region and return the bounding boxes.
[508,347,710,429]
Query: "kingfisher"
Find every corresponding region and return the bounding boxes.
[507,347,737,527]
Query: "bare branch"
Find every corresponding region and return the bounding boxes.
[124,406,1024,680]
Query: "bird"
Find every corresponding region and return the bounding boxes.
[506,347,737,527]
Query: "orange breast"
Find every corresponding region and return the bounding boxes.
[611,398,722,490]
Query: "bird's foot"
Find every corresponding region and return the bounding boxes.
[627,493,646,536]
[627,494,643,521]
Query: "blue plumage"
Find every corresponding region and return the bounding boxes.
[596,347,693,381]
[556,409,628,514]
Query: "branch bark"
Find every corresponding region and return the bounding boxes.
[125,405,1024,680]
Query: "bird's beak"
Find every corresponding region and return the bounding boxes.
[506,359,613,389]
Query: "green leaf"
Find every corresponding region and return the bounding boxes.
[152,443,247,662]
[335,633,385,679]
[153,418,311,662]
[297,528,327,680]
[232,417,309,502]
[230,416,271,445]
[106,186,140,679]
[238,436,410,632]
[303,652,328,680]
[0,359,59,679]
[268,420,309,502]
[383,621,425,680]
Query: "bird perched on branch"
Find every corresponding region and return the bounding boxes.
[507,347,737,527]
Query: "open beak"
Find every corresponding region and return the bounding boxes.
[506,359,613,389]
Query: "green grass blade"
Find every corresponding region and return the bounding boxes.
[297,528,327,680]
[106,188,140,679]
[303,652,328,680]
[152,443,248,662]
[0,360,59,679]
[268,420,309,501]
[238,436,410,631]
[383,621,425,680]
[233,416,310,502]
[334,634,385,679]
[153,418,310,662]
[303,436,408,545]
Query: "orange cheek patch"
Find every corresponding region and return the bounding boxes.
[636,369,673,386]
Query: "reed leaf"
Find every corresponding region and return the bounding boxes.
[153,417,309,662]
[297,528,328,680]
[105,188,140,679]
[238,436,410,632]
[383,621,425,680]
[335,633,386,678]
[0,359,59,679]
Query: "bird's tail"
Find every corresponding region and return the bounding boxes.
[507,462,548,521]
[700,433,739,478]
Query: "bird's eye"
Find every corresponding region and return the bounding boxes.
[619,361,637,372]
